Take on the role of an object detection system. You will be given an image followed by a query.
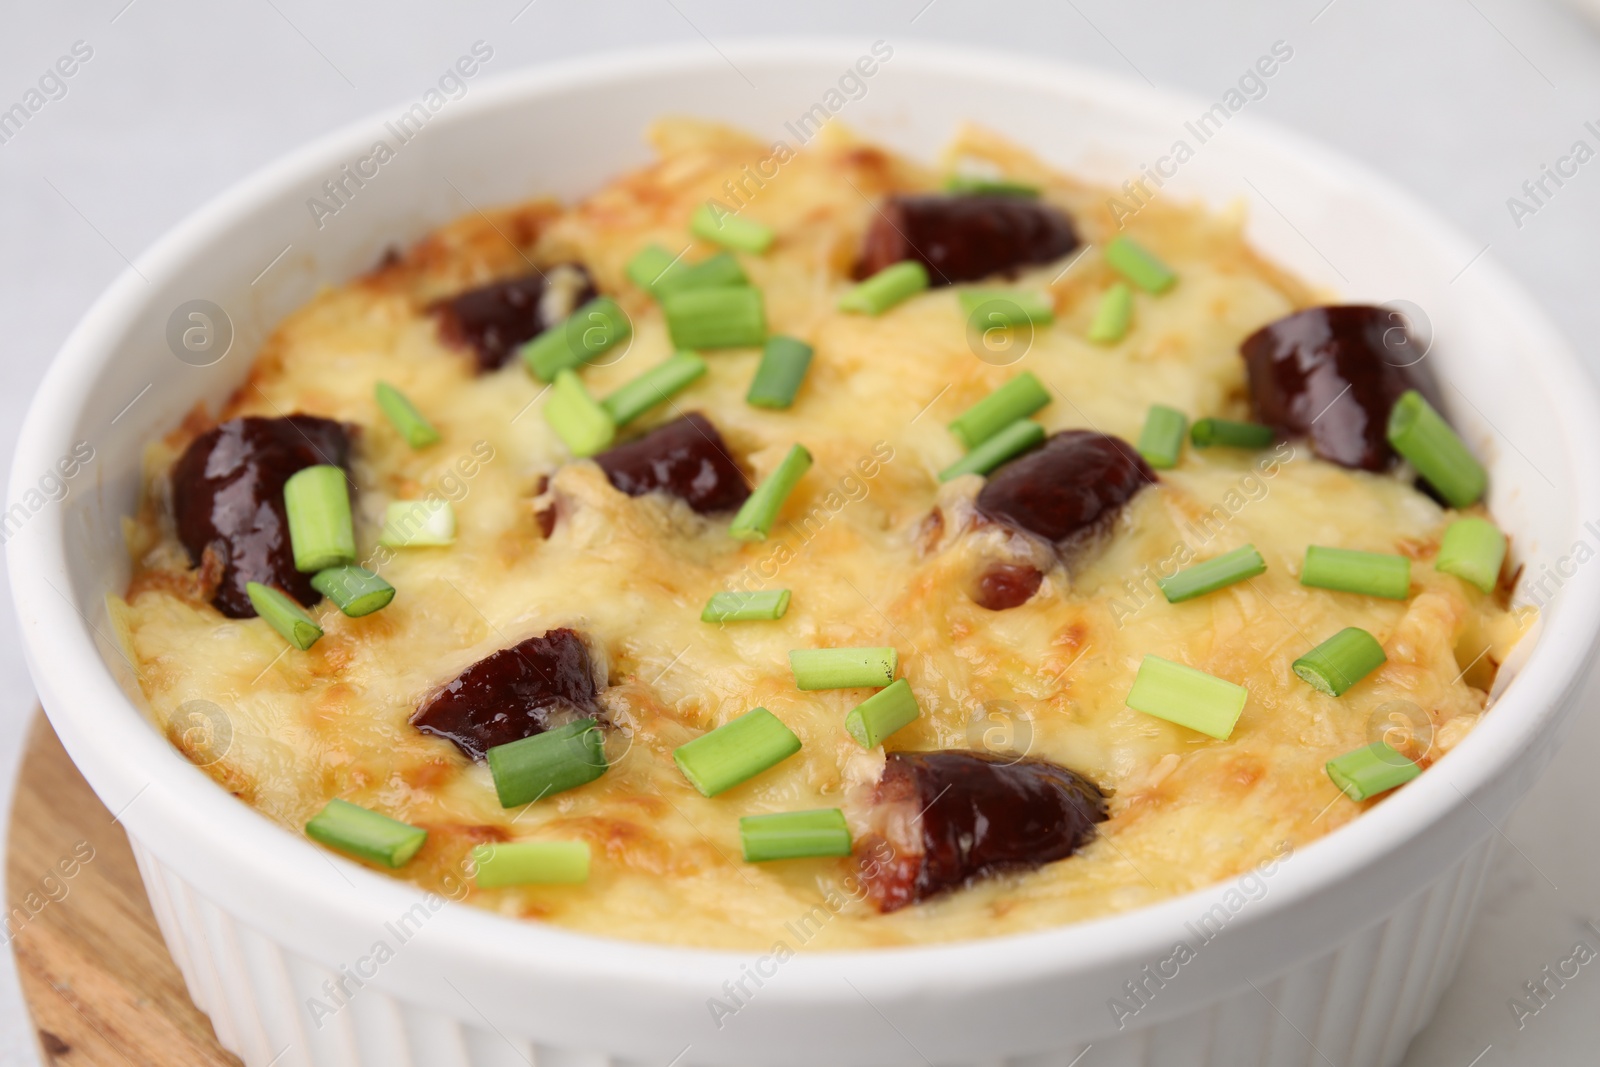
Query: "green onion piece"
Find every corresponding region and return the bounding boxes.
[729,444,812,542]
[1386,390,1487,508]
[662,286,766,349]
[374,381,441,449]
[246,581,324,650]
[839,261,929,315]
[521,296,633,381]
[1137,404,1187,469]
[958,290,1055,327]
[1190,417,1275,450]
[658,252,748,296]
[1435,517,1507,594]
[472,840,590,887]
[1293,627,1387,697]
[599,352,707,427]
[1104,235,1177,293]
[746,336,814,409]
[544,369,617,457]
[690,203,775,254]
[844,678,921,748]
[378,499,456,547]
[740,808,852,862]
[626,244,680,292]
[943,175,1040,197]
[939,419,1044,482]
[486,718,608,808]
[672,708,801,797]
[702,590,791,623]
[1301,545,1411,600]
[1125,655,1247,740]
[1325,741,1421,801]
[628,246,753,296]
[948,371,1051,449]
[305,798,426,868]
[1157,544,1267,603]
[310,565,395,617]
[1086,282,1134,344]
[788,647,897,691]
[283,465,356,573]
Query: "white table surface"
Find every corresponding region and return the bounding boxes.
[3,1,1598,1063]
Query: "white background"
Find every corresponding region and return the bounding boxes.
[3,1,1600,1064]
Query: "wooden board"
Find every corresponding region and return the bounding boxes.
[7,712,238,1066]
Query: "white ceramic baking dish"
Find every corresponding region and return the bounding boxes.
[10,41,1600,1067]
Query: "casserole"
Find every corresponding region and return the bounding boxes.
[10,41,1600,1067]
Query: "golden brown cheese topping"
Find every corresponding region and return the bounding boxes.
[113,120,1530,950]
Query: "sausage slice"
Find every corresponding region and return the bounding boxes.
[857,194,1079,286]
[593,413,750,514]
[1241,304,1441,471]
[858,750,1107,911]
[434,265,596,372]
[412,628,601,760]
[976,430,1154,545]
[171,415,354,618]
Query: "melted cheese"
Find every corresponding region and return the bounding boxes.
[114,120,1531,950]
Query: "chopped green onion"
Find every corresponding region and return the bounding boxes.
[844,678,921,748]
[1087,282,1134,344]
[379,499,456,547]
[1293,627,1387,697]
[740,809,852,862]
[662,286,766,349]
[628,246,751,296]
[1137,404,1187,469]
[839,261,929,315]
[1191,417,1275,450]
[788,647,897,691]
[1325,741,1420,801]
[283,465,355,573]
[1104,235,1176,293]
[629,246,755,296]
[305,798,426,868]
[374,382,441,449]
[1435,517,1507,594]
[939,419,1044,482]
[948,371,1051,449]
[310,565,395,617]
[246,581,324,650]
[486,718,608,809]
[729,444,812,542]
[690,203,775,254]
[521,296,633,381]
[1387,390,1486,508]
[658,252,748,296]
[1125,655,1247,740]
[746,336,814,409]
[544,369,616,457]
[626,244,680,292]
[943,175,1040,197]
[673,708,801,797]
[472,840,590,887]
[1301,546,1410,600]
[702,590,791,623]
[1157,544,1267,603]
[599,352,706,427]
[958,290,1055,327]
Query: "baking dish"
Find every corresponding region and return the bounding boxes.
[10,41,1600,1067]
